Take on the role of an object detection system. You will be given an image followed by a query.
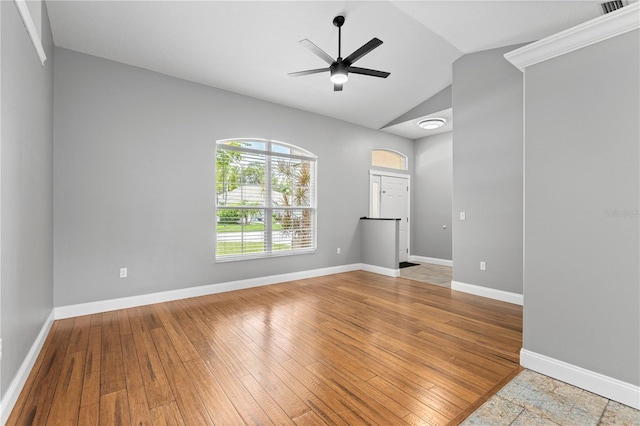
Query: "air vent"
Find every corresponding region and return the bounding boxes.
[601,0,627,14]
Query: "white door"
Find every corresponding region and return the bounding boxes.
[380,176,409,263]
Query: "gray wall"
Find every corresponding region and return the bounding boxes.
[1,1,54,397]
[523,30,639,385]
[53,47,413,307]
[452,45,523,294]
[361,219,399,269]
[412,131,452,260]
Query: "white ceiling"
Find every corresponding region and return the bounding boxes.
[46,1,605,136]
[384,108,454,140]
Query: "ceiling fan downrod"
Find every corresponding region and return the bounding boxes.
[333,15,345,60]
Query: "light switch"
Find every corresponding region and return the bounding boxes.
[460,212,466,221]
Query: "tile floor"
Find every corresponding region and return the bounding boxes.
[461,369,640,425]
[399,262,452,287]
[401,263,639,425]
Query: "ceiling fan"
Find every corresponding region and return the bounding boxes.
[289,15,390,91]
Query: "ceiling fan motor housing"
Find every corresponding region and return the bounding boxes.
[330,61,349,84]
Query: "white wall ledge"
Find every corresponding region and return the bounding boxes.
[13,0,47,65]
[505,2,639,71]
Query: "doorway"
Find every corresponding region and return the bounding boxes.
[370,172,410,263]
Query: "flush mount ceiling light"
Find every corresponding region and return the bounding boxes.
[417,118,446,130]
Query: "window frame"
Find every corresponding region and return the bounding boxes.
[215,138,317,262]
[371,149,408,171]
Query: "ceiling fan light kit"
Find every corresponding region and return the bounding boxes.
[330,63,349,84]
[289,15,390,91]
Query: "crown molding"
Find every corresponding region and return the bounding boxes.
[505,2,639,71]
[14,0,47,65]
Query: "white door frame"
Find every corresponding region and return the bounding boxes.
[0,1,3,404]
[369,170,411,259]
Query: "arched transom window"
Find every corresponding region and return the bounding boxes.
[371,149,407,170]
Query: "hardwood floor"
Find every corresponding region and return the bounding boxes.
[7,271,523,425]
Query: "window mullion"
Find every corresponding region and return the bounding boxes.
[265,152,272,252]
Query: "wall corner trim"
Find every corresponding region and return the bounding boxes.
[521,349,640,410]
[13,0,47,65]
[0,310,55,424]
[451,280,523,305]
[409,255,453,267]
[504,2,639,71]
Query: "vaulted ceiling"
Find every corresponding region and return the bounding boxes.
[46,1,607,137]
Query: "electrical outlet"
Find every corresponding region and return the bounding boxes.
[480,261,486,271]
[337,247,341,255]
[120,268,128,278]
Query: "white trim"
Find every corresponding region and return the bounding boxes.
[409,255,452,267]
[451,280,523,306]
[361,264,401,278]
[505,2,639,71]
[55,264,361,319]
[0,310,55,425]
[521,349,640,410]
[0,1,3,416]
[13,0,46,65]
[369,170,411,263]
[368,169,410,180]
[54,263,407,320]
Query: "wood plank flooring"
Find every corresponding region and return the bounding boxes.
[7,271,523,425]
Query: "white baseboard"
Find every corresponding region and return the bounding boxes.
[1,310,55,425]
[361,264,400,277]
[451,280,523,305]
[521,349,640,410]
[55,264,362,319]
[409,255,453,267]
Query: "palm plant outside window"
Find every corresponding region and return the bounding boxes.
[216,139,317,261]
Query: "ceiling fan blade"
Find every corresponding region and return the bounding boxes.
[300,39,335,65]
[344,38,383,65]
[334,83,343,92]
[347,66,390,78]
[288,68,330,77]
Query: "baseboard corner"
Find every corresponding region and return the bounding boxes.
[520,349,640,410]
[1,309,55,425]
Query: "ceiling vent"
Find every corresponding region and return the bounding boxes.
[601,0,628,14]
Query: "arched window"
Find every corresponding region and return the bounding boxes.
[216,139,317,261]
[371,149,407,170]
